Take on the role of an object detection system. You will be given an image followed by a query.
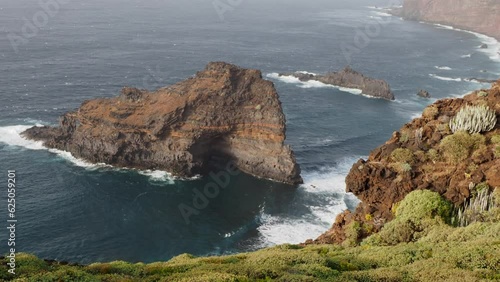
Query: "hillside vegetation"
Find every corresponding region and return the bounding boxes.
[3,82,500,282]
[2,188,499,281]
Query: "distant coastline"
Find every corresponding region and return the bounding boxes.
[389,1,500,64]
[390,0,500,41]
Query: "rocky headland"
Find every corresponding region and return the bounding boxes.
[12,82,500,281]
[22,62,303,185]
[279,66,395,100]
[392,0,500,40]
[314,80,500,245]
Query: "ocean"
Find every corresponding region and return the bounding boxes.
[0,0,499,264]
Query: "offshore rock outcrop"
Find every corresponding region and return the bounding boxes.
[22,62,303,185]
[279,67,394,100]
[393,0,500,40]
[314,81,500,244]
[417,89,431,98]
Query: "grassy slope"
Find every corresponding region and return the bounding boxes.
[1,220,498,282]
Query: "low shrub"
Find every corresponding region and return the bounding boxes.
[477,91,488,97]
[423,105,439,119]
[390,148,415,164]
[342,221,361,247]
[439,131,486,163]
[426,148,440,163]
[363,190,453,246]
[490,134,500,144]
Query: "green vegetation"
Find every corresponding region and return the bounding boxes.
[342,221,361,247]
[439,131,486,163]
[449,104,497,134]
[422,105,439,119]
[477,91,488,97]
[363,190,452,246]
[426,148,440,163]
[399,131,410,143]
[4,191,498,282]
[491,134,500,145]
[390,148,414,164]
[390,148,414,173]
[492,134,500,158]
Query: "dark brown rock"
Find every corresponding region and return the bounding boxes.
[417,89,431,98]
[279,66,395,100]
[22,62,303,185]
[312,81,500,245]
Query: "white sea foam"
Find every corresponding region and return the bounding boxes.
[266,72,301,84]
[411,112,422,120]
[266,73,364,96]
[0,125,47,150]
[365,6,385,10]
[371,11,392,17]
[0,125,109,168]
[429,73,462,82]
[463,78,492,84]
[434,66,452,70]
[434,23,454,30]
[0,124,177,182]
[256,157,361,246]
[429,23,500,63]
[296,71,317,75]
[138,170,177,184]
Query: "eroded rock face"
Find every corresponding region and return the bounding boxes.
[23,62,303,185]
[279,66,394,100]
[314,81,500,244]
[394,0,500,40]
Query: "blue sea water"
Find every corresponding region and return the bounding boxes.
[0,0,499,264]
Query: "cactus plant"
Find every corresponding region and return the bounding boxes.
[449,105,497,134]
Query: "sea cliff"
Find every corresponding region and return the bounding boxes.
[315,81,500,245]
[393,0,500,40]
[22,62,303,185]
[7,82,500,282]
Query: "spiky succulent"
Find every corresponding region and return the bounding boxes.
[449,104,497,134]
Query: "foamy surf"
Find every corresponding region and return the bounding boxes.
[296,71,317,75]
[0,125,110,168]
[0,125,46,151]
[370,11,391,17]
[0,124,178,182]
[429,23,500,63]
[138,170,177,184]
[266,73,363,96]
[434,66,452,70]
[429,74,462,82]
[256,157,361,246]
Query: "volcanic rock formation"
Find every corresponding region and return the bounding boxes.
[393,0,500,40]
[279,66,394,100]
[313,80,500,244]
[23,62,303,185]
[417,89,431,98]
